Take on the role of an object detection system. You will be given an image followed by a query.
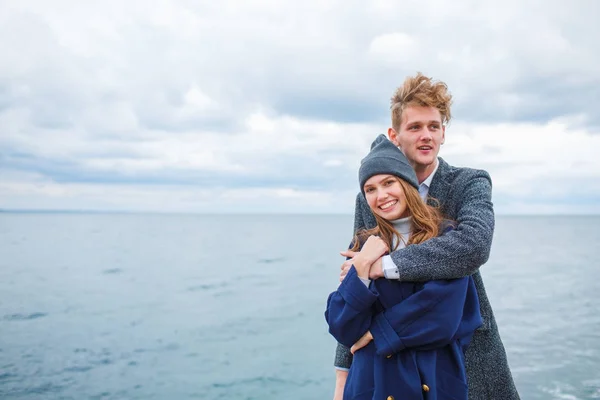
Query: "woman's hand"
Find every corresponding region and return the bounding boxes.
[351,331,373,354]
[360,236,389,264]
[353,236,388,279]
[339,251,385,282]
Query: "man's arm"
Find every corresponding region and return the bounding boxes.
[383,171,494,281]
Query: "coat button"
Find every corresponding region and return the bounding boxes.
[387,396,394,400]
[422,384,430,392]
[386,354,392,358]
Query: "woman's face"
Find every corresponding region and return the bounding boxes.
[363,174,410,220]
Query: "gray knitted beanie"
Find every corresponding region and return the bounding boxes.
[358,134,419,193]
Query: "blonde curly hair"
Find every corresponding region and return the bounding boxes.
[390,72,453,131]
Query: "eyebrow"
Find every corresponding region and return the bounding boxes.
[405,120,441,125]
[364,175,395,189]
[378,175,395,183]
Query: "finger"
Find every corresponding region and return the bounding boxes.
[340,250,357,258]
[351,341,364,354]
[351,336,365,354]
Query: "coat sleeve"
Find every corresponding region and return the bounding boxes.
[388,170,495,281]
[325,266,378,348]
[369,277,481,356]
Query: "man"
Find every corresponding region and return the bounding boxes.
[333,73,520,399]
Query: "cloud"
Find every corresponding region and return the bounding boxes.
[0,170,358,214]
[0,0,599,214]
[441,119,600,214]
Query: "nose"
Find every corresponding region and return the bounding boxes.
[377,188,389,202]
[421,129,433,142]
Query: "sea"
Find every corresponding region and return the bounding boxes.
[0,213,599,400]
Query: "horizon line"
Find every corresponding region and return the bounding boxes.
[1,208,599,217]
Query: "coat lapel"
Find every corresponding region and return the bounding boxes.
[426,158,451,209]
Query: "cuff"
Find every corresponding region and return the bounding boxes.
[338,266,378,312]
[370,311,406,356]
[382,255,400,280]
[334,342,353,369]
[359,276,371,287]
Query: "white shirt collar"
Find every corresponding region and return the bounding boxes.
[420,158,440,189]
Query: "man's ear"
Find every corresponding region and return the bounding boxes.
[387,127,399,146]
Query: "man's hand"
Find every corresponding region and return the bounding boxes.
[369,257,385,279]
[333,369,348,400]
[351,331,373,354]
[339,250,357,282]
[340,249,358,260]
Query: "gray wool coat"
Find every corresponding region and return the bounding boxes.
[334,157,520,400]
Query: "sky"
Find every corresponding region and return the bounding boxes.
[1,0,599,215]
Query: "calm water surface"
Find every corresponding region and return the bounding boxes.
[0,214,599,399]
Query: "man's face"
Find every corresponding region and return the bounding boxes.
[388,106,445,175]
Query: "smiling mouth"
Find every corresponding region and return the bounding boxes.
[379,200,398,211]
[418,145,433,151]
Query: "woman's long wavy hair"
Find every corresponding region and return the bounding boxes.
[351,177,445,252]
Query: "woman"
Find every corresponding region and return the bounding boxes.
[325,135,482,400]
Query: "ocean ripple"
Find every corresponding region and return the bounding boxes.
[3,312,47,321]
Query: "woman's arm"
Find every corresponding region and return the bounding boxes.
[368,277,482,356]
[331,194,376,397]
[327,236,387,345]
[325,266,378,348]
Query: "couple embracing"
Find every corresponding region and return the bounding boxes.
[324,73,520,400]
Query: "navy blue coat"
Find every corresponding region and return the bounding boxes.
[326,263,482,400]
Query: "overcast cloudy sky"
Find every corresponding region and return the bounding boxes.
[1,0,599,214]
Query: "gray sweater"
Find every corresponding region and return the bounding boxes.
[334,157,520,400]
